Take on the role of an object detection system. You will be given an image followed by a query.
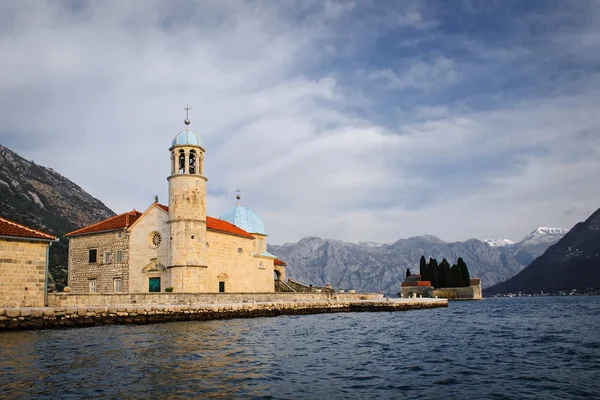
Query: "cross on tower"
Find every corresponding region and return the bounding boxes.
[183,104,192,119]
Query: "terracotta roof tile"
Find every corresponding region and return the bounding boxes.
[274,258,287,266]
[156,203,169,213]
[66,211,142,237]
[206,216,255,239]
[0,216,56,241]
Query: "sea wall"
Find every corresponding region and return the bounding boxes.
[47,292,385,307]
[0,298,448,331]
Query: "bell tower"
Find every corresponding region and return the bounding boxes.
[167,105,208,292]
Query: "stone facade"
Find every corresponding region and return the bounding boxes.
[0,239,49,307]
[68,230,130,293]
[205,230,274,293]
[128,206,170,293]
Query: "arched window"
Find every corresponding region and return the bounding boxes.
[189,150,196,174]
[178,150,185,174]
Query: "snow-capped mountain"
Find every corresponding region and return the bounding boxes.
[354,241,386,247]
[519,227,570,247]
[484,239,515,247]
[488,210,600,294]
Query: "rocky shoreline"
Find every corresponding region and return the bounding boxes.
[0,298,447,331]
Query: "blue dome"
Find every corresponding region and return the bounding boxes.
[219,204,266,235]
[172,129,201,147]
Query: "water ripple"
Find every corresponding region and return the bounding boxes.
[0,297,599,399]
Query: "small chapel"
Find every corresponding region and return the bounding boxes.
[65,113,286,293]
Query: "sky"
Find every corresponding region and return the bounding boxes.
[0,0,599,245]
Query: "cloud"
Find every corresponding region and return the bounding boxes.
[1,0,599,245]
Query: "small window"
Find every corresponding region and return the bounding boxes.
[117,231,122,239]
[238,247,243,254]
[259,261,265,270]
[219,281,225,293]
[88,249,97,263]
[114,278,122,292]
[115,250,123,262]
[104,251,111,263]
[89,279,97,293]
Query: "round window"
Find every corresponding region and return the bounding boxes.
[149,231,162,248]
[238,248,243,254]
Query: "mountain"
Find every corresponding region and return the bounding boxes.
[269,228,568,295]
[0,144,115,287]
[486,208,600,294]
[484,239,515,247]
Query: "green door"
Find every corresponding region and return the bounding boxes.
[149,277,161,293]
[219,281,225,293]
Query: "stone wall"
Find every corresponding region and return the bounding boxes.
[68,230,130,293]
[0,238,49,307]
[0,297,448,330]
[205,230,274,293]
[433,285,482,300]
[47,291,385,307]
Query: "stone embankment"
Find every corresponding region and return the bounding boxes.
[0,298,447,331]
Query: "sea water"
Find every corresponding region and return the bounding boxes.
[1,296,599,399]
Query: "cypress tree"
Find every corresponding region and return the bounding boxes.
[419,256,427,279]
[457,257,471,287]
[429,258,439,288]
[439,259,451,288]
[406,268,411,278]
[449,264,465,287]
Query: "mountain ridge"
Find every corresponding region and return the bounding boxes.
[269,227,568,295]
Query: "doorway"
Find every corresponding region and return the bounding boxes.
[219,281,225,293]
[149,277,161,293]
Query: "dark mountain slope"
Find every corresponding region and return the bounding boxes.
[0,144,115,287]
[486,207,600,294]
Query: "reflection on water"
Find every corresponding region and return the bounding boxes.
[1,297,600,399]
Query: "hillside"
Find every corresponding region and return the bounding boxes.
[486,207,600,294]
[0,144,115,287]
[268,227,567,295]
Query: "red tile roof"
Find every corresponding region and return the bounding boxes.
[70,203,255,240]
[0,216,56,241]
[156,203,169,213]
[207,216,254,239]
[66,211,142,237]
[274,259,287,266]
[401,281,432,287]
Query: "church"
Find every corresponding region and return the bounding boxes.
[65,114,286,294]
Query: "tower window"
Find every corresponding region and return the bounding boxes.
[178,150,185,174]
[189,150,196,174]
